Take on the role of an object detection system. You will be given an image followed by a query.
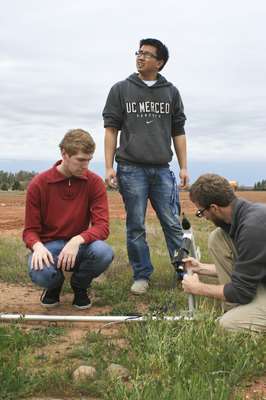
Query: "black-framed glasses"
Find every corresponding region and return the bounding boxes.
[135,50,158,60]
[195,206,210,218]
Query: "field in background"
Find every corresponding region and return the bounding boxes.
[1,190,266,234]
[0,190,265,399]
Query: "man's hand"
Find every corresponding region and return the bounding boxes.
[179,168,189,189]
[57,236,84,270]
[182,273,225,300]
[105,167,117,189]
[182,256,202,273]
[182,273,201,295]
[31,242,54,271]
[183,257,218,277]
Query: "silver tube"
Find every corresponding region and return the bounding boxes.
[182,230,197,314]
[186,268,195,313]
[0,313,193,322]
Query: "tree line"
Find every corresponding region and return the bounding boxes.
[0,170,36,191]
[254,179,266,191]
[0,169,266,191]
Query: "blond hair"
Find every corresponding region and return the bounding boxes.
[59,129,95,156]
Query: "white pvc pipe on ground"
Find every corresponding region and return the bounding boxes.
[0,313,193,322]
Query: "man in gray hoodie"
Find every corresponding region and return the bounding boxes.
[103,38,188,294]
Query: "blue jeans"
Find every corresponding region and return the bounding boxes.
[117,163,183,281]
[28,240,114,290]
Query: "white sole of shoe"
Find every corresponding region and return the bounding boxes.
[72,303,92,310]
[130,289,147,295]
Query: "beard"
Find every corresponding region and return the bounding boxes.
[211,215,231,231]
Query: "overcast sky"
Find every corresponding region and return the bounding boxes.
[0,0,265,184]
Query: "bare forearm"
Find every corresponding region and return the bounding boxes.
[197,263,218,277]
[105,127,118,168]
[173,134,187,169]
[194,282,225,300]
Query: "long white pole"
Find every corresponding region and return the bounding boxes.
[0,313,193,322]
[182,230,196,313]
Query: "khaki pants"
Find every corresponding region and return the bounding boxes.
[208,228,266,333]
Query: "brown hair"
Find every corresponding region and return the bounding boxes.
[59,129,95,156]
[189,173,236,207]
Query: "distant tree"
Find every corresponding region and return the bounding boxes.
[12,180,22,191]
[0,171,9,184]
[0,169,37,191]
[1,183,9,191]
[254,180,266,190]
[16,170,36,182]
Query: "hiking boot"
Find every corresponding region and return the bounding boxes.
[72,288,92,310]
[40,286,61,308]
[130,279,149,295]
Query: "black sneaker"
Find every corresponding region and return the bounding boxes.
[72,288,92,310]
[40,286,61,308]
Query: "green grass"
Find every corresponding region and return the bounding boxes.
[0,216,265,399]
[0,236,29,284]
[0,325,65,400]
[104,318,266,400]
[92,216,216,316]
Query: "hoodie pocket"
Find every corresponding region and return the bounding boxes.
[120,127,172,164]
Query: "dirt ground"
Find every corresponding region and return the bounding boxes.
[0,190,266,399]
[2,190,266,233]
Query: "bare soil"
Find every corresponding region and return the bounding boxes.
[2,190,266,233]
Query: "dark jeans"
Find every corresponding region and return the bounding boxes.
[117,163,183,280]
[28,240,114,290]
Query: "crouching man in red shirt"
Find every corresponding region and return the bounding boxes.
[23,129,114,309]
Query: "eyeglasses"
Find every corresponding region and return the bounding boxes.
[135,50,158,60]
[195,206,210,218]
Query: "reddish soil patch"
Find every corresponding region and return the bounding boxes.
[2,190,266,233]
[236,377,266,399]
[0,192,25,233]
[0,281,112,317]
[0,281,122,343]
[108,190,199,219]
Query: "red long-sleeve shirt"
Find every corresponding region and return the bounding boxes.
[23,161,109,249]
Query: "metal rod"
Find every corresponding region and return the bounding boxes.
[186,268,195,312]
[0,313,193,322]
[182,230,196,314]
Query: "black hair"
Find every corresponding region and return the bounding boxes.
[139,38,169,71]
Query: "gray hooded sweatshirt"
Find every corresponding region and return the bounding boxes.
[103,73,186,165]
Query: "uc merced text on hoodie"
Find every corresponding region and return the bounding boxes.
[103,73,186,165]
